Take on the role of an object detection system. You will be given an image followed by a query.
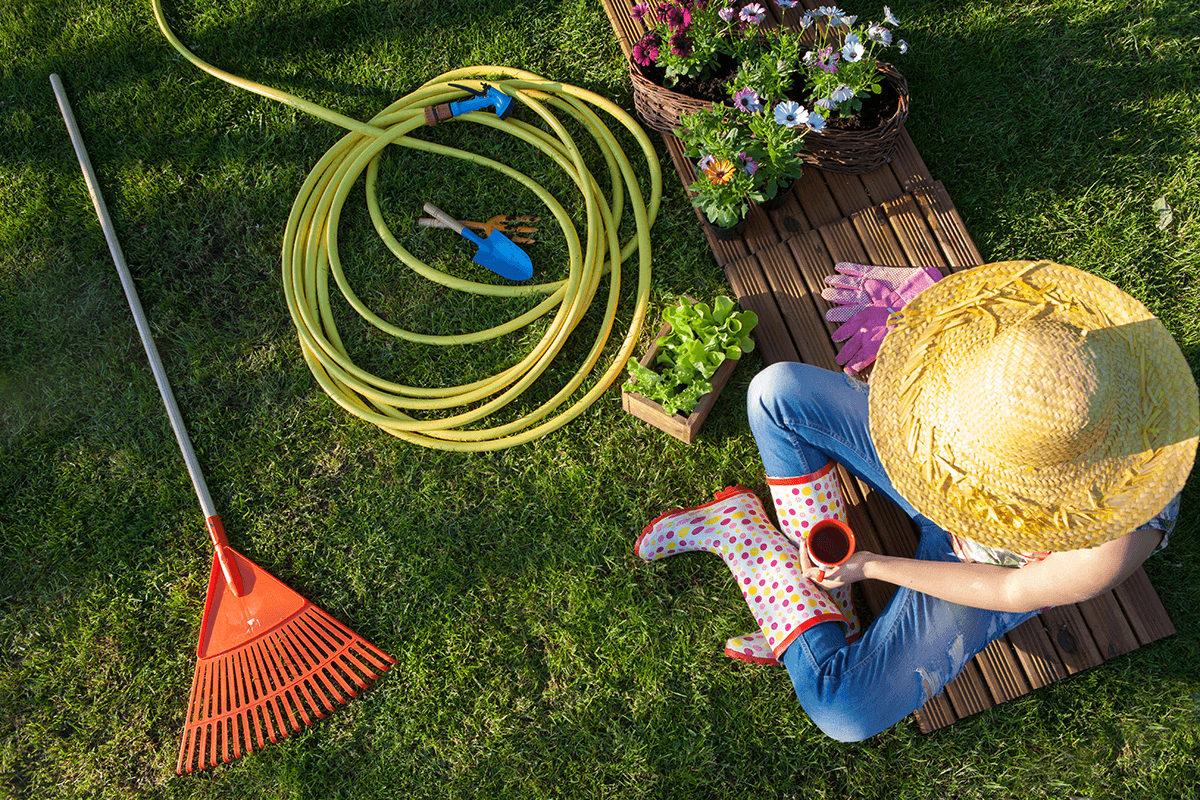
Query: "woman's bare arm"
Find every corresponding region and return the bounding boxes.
[809,527,1164,613]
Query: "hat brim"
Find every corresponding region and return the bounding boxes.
[869,261,1199,552]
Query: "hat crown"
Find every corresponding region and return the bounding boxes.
[948,320,1115,468]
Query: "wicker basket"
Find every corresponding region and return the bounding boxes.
[802,63,910,174]
[629,60,722,134]
[630,58,910,174]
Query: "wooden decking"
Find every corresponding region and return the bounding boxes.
[601,0,1176,733]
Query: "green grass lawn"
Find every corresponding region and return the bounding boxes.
[3,0,1199,797]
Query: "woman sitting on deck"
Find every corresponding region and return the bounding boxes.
[636,260,1198,741]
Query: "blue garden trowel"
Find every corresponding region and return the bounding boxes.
[422,203,533,282]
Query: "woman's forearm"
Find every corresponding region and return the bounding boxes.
[860,554,1037,613]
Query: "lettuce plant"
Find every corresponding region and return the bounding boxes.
[623,296,759,416]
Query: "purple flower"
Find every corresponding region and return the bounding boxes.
[718,6,736,21]
[732,87,763,113]
[737,152,760,175]
[775,0,798,7]
[664,4,692,30]
[632,33,661,66]
[630,2,651,21]
[814,46,840,73]
[697,154,716,172]
[740,3,766,24]
[669,31,694,57]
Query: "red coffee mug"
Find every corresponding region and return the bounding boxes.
[805,518,856,582]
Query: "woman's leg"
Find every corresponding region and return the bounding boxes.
[746,361,918,515]
[747,362,1037,741]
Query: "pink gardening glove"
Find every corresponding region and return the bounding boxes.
[831,306,892,375]
[823,263,943,375]
[822,263,943,322]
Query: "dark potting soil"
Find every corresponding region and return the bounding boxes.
[644,60,900,132]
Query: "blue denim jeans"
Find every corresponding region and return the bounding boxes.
[746,362,1037,742]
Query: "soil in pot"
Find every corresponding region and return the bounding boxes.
[637,55,738,104]
[798,75,901,132]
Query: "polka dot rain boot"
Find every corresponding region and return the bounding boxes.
[767,460,847,543]
[724,584,861,666]
[636,485,848,659]
[723,461,858,665]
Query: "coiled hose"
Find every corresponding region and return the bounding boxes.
[152,1,660,451]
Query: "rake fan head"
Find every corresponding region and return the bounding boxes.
[177,549,394,773]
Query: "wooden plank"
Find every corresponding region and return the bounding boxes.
[757,238,838,369]
[1077,592,1140,661]
[887,128,935,192]
[722,255,801,365]
[859,156,906,207]
[1038,605,1105,675]
[911,182,985,269]
[1112,567,1176,645]
[942,661,994,721]
[742,203,782,256]
[822,170,874,219]
[1006,617,1068,689]
[849,204,908,266]
[764,191,812,242]
[883,193,949,268]
[911,693,958,735]
[815,217,872,280]
[793,165,844,228]
[975,638,1033,704]
[599,0,644,57]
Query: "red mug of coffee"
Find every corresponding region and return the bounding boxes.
[805,518,856,582]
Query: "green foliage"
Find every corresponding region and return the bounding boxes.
[623,296,758,415]
[676,106,766,225]
[631,0,774,83]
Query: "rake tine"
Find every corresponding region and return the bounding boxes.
[287,618,356,702]
[247,641,282,745]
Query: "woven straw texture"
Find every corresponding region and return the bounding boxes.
[869,260,1199,552]
[629,61,909,174]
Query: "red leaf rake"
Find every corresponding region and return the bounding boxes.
[51,74,394,773]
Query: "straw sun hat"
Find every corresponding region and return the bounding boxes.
[869,260,1198,553]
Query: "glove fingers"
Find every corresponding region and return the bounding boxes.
[825,302,870,323]
[824,274,866,291]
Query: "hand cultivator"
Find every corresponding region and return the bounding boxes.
[418,213,540,244]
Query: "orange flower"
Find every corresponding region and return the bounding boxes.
[702,157,737,185]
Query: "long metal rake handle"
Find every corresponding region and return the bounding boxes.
[50,73,244,596]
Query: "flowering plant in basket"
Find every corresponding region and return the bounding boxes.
[723,33,825,200]
[630,0,783,84]
[675,105,761,226]
[796,5,908,118]
[676,33,825,214]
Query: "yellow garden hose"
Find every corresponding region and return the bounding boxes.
[151,1,660,450]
